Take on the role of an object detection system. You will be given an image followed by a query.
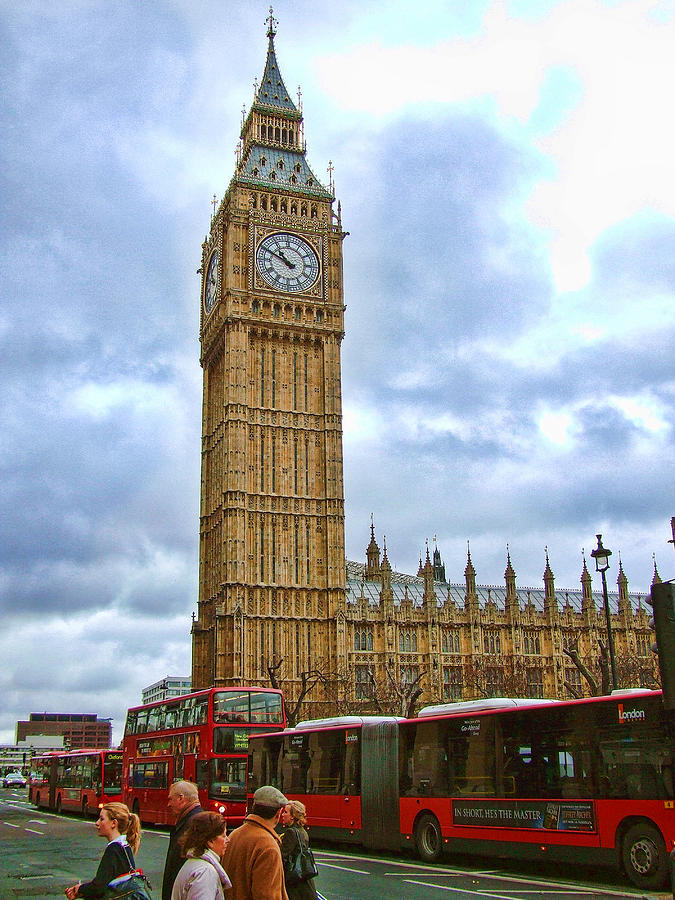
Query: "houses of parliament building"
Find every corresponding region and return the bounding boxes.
[190,13,660,718]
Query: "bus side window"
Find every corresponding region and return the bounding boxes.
[342,737,361,795]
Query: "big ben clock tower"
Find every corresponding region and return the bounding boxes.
[192,11,347,714]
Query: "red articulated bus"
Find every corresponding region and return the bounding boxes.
[30,749,123,816]
[123,686,285,825]
[248,689,675,889]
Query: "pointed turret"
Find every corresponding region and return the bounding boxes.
[464,541,478,613]
[652,554,662,587]
[581,551,594,617]
[617,556,631,616]
[504,546,518,620]
[422,544,436,614]
[432,537,446,583]
[543,547,558,622]
[365,515,381,582]
[381,536,393,603]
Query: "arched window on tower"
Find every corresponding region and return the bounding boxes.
[310,205,318,219]
[282,128,287,144]
[261,196,267,210]
[260,124,267,140]
[275,127,281,142]
[301,203,307,217]
[280,198,287,213]
[291,202,297,214]
[270,197,277,211]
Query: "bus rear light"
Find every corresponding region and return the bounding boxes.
[540,845,547,852]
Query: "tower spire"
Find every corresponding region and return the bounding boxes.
[254,9,297,113]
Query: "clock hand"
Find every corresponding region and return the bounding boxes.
[269,249,295,269]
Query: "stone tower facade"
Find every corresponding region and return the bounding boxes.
[191,13,346,706]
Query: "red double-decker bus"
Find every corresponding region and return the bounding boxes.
[123,686,285,825]
[248,689,675,889]
[29,748,123,816]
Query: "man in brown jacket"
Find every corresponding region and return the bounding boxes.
[223,785,290,900]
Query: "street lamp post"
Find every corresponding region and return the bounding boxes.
[591,533,617,692]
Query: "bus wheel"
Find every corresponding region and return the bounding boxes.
[56,795,62,815]
[414,813,442,863]
[622,823,668,889]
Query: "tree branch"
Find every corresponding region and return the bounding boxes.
[563,646,599,695]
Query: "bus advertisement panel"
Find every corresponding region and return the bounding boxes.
[123,686,285,825]
[248,690,675,889]
[29,749,123,816]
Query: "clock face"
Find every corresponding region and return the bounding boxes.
[204,250,218,314]
[256,232,320,293]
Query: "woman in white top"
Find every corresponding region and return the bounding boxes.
[171,811,231,900]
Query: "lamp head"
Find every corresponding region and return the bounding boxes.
[590,533,612,573]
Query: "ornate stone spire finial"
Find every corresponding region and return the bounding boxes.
[652,553,662,586]
[266,6,278,40]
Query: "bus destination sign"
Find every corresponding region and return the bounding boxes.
[452,799,595,832]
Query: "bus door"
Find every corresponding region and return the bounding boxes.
[303,731,343,828]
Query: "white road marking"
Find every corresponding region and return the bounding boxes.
[316,862,371,875]
[25,827,45,835]
[404,880,535,899]
[316,851,620,896]
[3,822,20,827]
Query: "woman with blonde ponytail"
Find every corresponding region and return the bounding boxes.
[65,802,143,898]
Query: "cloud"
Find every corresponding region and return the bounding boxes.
[1,0,674,747]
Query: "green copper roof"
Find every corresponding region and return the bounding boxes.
[254,29,298,115]
[238,143,332,199]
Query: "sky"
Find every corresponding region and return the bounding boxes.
[1,0,674,746]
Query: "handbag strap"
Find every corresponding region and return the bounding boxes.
[121,842,135,872]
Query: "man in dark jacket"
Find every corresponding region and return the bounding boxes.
[162,780,202,900]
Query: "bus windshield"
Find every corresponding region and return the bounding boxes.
[104,753,123,793]
[209,758,247,801]
[213,690,284,724]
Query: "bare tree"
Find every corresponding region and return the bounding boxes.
[265,655,348,727]
[563,640,659,697]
